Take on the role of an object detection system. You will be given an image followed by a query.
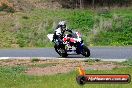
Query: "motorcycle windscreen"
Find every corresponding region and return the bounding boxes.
[47,34,54,41]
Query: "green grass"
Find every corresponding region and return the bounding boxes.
[119,59,132,66]
[0,65,132,88]
[0,9,94,48]
[0,7,132,48]
[31,63,57,68]
[91,7,132,46]
[17,9,94,47]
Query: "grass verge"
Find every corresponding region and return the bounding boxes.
[0,59,132,88]
[0,7,132,48]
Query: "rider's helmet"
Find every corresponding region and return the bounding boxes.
[58,21,67,31]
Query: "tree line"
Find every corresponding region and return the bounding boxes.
[58,0,132,8]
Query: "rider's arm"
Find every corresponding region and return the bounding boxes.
[66,28,72,33]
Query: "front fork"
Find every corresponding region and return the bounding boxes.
[76,42,84,54]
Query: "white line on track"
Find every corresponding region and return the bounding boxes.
[0,57,127,62]
[0,57,10,59]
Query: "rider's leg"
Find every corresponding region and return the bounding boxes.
[56,36,63,45]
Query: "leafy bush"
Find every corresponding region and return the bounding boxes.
[0,3,15,13]
[0,3,8,11]
[5,6,15,13]
[31,58,40,62]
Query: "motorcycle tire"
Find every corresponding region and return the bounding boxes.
[54,44,61,56]
[82,45,90,57]
[54,44,68,57]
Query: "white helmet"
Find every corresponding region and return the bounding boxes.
[58,21,66,25]
[58,21,66,30]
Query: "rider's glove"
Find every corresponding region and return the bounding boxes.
[66,29,72,33]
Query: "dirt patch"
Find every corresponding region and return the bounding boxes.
[86,62,120,70]
[33,2,61,9]
[25,65,73,76]
[0,59,61,67]
[0,59,125,76]
[9,0,61,11]
[25,60,125,76]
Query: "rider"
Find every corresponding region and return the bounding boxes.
[53,21,72,45]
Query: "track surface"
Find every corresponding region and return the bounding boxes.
[0,47,132,59]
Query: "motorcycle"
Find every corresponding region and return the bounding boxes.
[47,31,90,57]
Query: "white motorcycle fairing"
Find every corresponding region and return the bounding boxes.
[47,34,54,41]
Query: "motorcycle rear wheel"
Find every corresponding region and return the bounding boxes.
[54,44,68,57]
[82,45,90,57]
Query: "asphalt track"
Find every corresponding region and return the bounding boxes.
[0,47,132,59]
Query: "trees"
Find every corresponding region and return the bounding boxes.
[58,0,132,9]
